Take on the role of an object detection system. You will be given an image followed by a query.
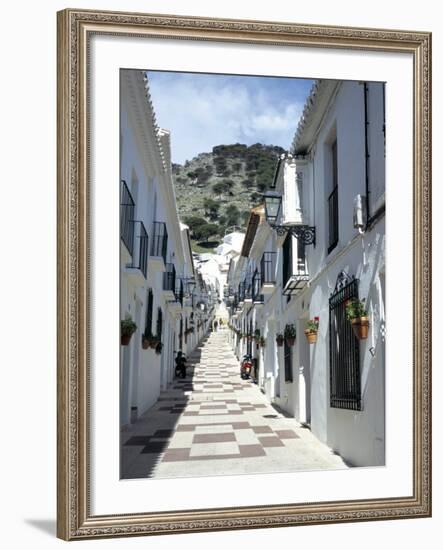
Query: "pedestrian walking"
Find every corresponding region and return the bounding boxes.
[214,320,218,332]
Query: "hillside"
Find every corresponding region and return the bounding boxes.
[172,143,285,251]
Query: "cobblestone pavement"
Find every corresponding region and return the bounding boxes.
[121,330,348,479]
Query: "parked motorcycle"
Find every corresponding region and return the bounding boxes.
[175,351,187,379]
[240,353,253,380]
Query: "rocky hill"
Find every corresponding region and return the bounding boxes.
[172,143,285,251]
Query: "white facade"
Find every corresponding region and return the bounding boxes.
[120,71,212,428]
[227,80,386,467]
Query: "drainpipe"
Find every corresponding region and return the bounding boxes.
[363,82,370,231]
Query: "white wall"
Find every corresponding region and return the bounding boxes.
[3,1,441,549]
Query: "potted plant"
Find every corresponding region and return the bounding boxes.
[259,336,266,348]
[276,333,284,347]
[345,298,370,340]
[304,317,320,344]
[121,315,137,346]
[254,329,261,342]
[284,324,296,346]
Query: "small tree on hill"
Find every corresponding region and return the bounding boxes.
[203,198,220,220]
[225,204,240,227]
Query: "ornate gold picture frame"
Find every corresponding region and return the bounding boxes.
[57,8,431,540]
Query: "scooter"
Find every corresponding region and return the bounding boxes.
[174,352,187,379]
[240,353,253,380]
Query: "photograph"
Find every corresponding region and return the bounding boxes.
[119,69,386,480]
[56,6,431,539]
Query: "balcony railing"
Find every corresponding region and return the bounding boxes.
[151,221,168,263]
[163,263,176,293]
[244,274,253,301]
[130,221,149,278]
[260,252,276,285]
[282,243,310,296]
[238,282,245,303]
[252,270,264,303]
[120,181,135,255]
[175,279,184,305]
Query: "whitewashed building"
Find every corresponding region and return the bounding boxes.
[120,70,211,428]
[227,80,386,467]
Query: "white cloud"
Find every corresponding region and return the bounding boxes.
[147,75,307,164]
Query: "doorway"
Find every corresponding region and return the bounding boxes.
[298,316,311,426]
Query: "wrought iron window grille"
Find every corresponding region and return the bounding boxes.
[329,272,362,411]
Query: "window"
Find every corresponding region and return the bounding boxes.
[297,240,306,274]
[327,140,339,253]
[284,340,293,382]
[145,289,153,336]
[329,278,361,410]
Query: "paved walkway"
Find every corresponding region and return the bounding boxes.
[121,330,348,479]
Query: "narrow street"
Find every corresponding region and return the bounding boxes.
[121,329,347,479]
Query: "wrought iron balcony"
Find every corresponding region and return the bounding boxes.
[163,263,176,293]
[175,278,184,306]
[151,221,168,263]
[128,221,149,279]
[260,252,276,293]
[282,256,310,296]
[260,252,276,284]
[120,181,135,255]
[238,281,246,304]
[252,270,264,304]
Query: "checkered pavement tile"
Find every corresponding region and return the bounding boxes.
[120,331,347,477]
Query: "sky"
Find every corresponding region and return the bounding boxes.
[146,71,314,165]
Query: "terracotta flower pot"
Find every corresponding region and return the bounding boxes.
[304,329,318,344]
[121,333,132,346]
[285,337,296,347]
[276,338,284,347]
[351,316,370,340]
[141,337,150,350]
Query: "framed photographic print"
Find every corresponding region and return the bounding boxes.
[57,8,431,540]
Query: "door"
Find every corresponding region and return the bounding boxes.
[120,344,131,427]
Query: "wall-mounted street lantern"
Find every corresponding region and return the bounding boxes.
[263,191,316,246]
[183,277,196,297]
